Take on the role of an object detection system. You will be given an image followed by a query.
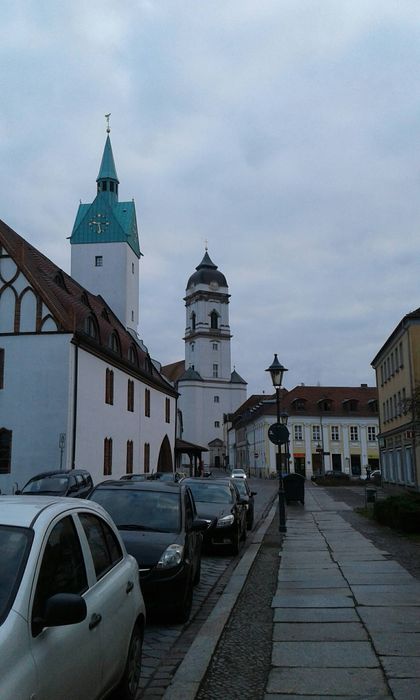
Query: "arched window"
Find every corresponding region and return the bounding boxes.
[81,292,90,307]
[191,312,196,331]
[128,344,138,366]
[104,437,113,475]
[109,332,121,356]
[85,315,99,340]
[210,310,218,329]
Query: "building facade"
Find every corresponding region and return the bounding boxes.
[229,385,379,479]
[0,134,177,492]
[371,309,420,491]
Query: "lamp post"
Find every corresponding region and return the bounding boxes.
[280,411,289,474]
[266,354,288,534]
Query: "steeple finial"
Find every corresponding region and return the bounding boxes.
[204,238,208,252]
[105,113,111,133]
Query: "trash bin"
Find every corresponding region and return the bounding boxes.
[365,487,377,504]
[283,473,305,505]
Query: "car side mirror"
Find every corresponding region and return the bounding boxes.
[191,517,211,532]
[33,593,87,637]
[15,489,21,495]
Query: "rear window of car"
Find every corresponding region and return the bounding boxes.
[89,489,181,533]
[187,482,233,504]
[0,526,33,624]
[22,476,69,494]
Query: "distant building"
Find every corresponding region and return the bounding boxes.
[0,133,177,492]
[371,309,420,491]
[229,385,379,479]
[162,252,247,469]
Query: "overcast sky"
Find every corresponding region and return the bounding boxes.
[2,1,420,394]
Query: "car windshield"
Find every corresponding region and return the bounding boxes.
[22,476,69,494]
[90,489,181,533]
[0,526,33,624]
[187,483,233,504]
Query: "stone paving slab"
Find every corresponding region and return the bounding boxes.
[273,607,360,622]
[272,588,353,608]
[272,640,379,667]
[266,667,390,696]
[332,552,389,561]
[278,569,344,582]
[358,606,420,631]
[371,631,420,655]
[351,583,420,606]
[341,560,411,574]
[276,577,347,588]
[342,571,415,585]
[273,621,368,641]
[381,656,420,677]
[265,695,392,700]
[388,678,420,700]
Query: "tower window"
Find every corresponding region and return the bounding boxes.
[191,312,196,331]
[95,256,103,267]
[109,181,114,192]
[214,421,220,428]
[213,343,218,350]
[213,364,218,378]
[210,311,218,329]
[214,396,219,403]
[102,181,107,191]
[132,263,135,274]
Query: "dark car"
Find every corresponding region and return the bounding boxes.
[87,480,208,622]
[120,474,149,481]
[17,469,93,498]
[183,478,248,554]
[227,477,257,529]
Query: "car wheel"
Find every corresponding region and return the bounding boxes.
[114,621,143,700]
[173,576,193,624]
[231,526,240,555]
[193,555,201,585]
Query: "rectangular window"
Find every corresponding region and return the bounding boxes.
[126,440,133,474]
[331,426,339,441]
[312,425,321,441]
[165,397,170,423]
[95,256,103,267]
[105,368,114,405]
[214,396,220,403]
[399,341,404,368]
[213,343,218,350]
[350,426,359,442]
[0,429,12,474]
[294,425,303,441]
[213,364,218,378]
[127,379,134,412]
[405,446,414,483]
[145,388,150,417]
[367,426,376,442]
[144,443,150,473]
[0,349,4,389]
[104,437,113,476]
[214,421,220,428]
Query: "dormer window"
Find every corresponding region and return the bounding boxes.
[128,344,138,366]
[85,315,99,340]
[81,292,90,307]
[343,399,359,412]
[318,399,332,411]
[54,271,68,291]
[292,398,307,411]
[109,331,121,356]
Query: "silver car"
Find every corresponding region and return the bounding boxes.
[0,496,146,700]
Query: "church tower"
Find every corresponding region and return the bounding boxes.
[178,250,247,467]
[70,124,141,330]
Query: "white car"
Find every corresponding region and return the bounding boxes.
[230,468,247,479]
[0,496,146,700]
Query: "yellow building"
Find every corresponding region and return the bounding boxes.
[371,309,420,491]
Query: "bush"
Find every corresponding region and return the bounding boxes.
[373,494,420,533]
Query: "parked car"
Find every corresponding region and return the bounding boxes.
[0,496,146,700]
[228,477,257,529]
[88,480,208,622]
[312,470,350,483]
[17,469,93,498]
[230,468,247,479]
[183,478,248,554]
[120,474,149,481]
[360,470,382,484]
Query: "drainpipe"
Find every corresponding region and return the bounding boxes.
[71,343,79,469]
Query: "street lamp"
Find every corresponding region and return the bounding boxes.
[280,412,289,474]
[266,354,289,534]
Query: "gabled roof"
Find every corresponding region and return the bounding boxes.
[161,360,185,383]
[0,219,175,396]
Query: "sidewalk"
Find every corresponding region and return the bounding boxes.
[163,483,420,700]
[267,485,420,699]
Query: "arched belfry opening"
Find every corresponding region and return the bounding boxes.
[157,435,173,472]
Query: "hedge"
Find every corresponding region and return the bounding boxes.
[373,493,420,534]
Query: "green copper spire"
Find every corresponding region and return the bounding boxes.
[70,127,141,258]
